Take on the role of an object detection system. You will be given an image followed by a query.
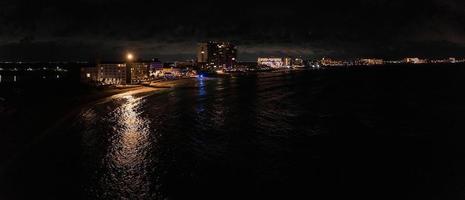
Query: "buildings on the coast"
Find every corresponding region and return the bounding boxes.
[79,40,465,85]
[257,58,284,69]
[403,58,427,64]
[197,42,237,70]
[82,41,312,86]
[82,42,238,86]
[358,59,384,66]
[320,58,347,66]
[81,62,149,85]
[257,57,305,69]
[430,57,460,64]
[319,57,465,66]
[81,57,197,85]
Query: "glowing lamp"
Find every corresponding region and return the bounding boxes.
[127,53,134,61]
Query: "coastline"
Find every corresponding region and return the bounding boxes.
[0,78,197,172]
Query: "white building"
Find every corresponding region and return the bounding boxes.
[257,58,284,69]
[404,58,427,64]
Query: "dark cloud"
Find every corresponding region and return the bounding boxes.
[0,0,464,61]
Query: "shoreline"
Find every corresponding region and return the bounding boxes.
[0,78,196,172]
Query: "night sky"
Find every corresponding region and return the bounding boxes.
[0,0,464,61]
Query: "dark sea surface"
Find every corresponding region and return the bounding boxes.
[2,65,465,199]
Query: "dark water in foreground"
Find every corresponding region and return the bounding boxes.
[2,65,465,199]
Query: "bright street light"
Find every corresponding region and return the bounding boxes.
[127,53,134,61]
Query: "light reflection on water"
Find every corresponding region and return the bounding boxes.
[100,94,154,199]
[1,69,454,199]
[196,77,206,114]
[75,75,307,199]
[198,77,206,96]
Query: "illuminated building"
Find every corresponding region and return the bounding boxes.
[320,58,346,66]
[197,43,209,63]
[148,58,163,78]
[359,59,384,66]
[430,57,462,64]
[128,62,149,84]
[293,58,305,67]
[197,42,237,70]
[257,58,284,68]
[98,63,127,85]
[284,57,292,66]
[158,67,183,78]
[258,57,305,68]
[404,58,427,64]
[81,61,149,85]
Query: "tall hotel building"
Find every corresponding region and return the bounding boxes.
[197,42,237,70]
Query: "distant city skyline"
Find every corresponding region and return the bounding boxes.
[0,42,464,63]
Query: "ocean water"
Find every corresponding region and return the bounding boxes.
[2,65,465,199]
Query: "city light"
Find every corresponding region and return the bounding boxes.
[127,53,134,61]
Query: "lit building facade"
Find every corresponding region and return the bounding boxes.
[320,58,346,66]
[81,62,149,85]
[197,42,237,70]
[404,58,427,64]
[284,57,292,66]
[128,62,149,84]
[257,58,284,68]
[359,59,384,66]
[81,63,127,85]
[258,57,305,68]
[197,43,209,63]
[149,58,163,78]
[292,58,305,67]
